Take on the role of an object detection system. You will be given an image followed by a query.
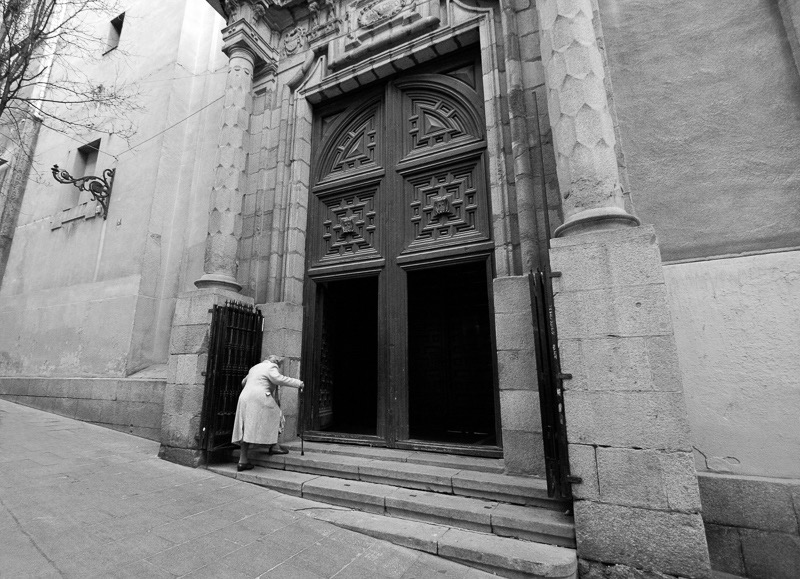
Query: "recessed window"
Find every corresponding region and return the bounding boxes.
[105,13,125,53]
[65,139,100,207]
[75,139,100,178]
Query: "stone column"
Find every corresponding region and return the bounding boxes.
[194,46,255,292]
[536,0,639,237]
[160,7,277,466]
[535,1,711,577]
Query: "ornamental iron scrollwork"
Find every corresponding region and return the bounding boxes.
[51,165,115,220]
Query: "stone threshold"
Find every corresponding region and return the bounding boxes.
[209,463,577,579]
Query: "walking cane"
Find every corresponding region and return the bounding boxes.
[299,385,305,456]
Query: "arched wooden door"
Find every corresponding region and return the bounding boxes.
[302,54,501,455]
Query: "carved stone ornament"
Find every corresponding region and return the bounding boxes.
[432,194,452,218]
[357,0,414,28]
[309,18,340,45]
[339,215,357,236]
[283,27,306,55]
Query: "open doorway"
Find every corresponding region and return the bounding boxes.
[316,276,379,436]
[407,260,496,445]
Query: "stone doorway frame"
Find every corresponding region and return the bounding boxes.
[273,0,541,470]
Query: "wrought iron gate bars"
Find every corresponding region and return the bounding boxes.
[200,301,264,451]
[529,269,576,499]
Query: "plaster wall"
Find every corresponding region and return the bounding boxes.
[597,0,800,261]
[0,0,226,383]
[663,251,800,479]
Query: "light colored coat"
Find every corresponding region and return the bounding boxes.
[231,360,303,445]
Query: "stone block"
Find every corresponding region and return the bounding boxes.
[565,390,691,451]
[704,524,745,577]
[554,284,673,340]
[596,448,700,512]
[499,389,542,432]
[385,487,495,532]
[158,445,204,468]
[438,528,577,578]
[497,349,539,391]
[495,312,536,351]
[161,383,204,419]
[493,275,531,314]
[697,473,799,533]
[503,429,546,476]
[174,354,207,387]
[574,501,711,578]
[169,324,210,355]
[740,528,800,579]
[560,335,682,393]
[568,443,599,501]
[549,226,664,291]
[491,502,576,547]
[302,478,388,515]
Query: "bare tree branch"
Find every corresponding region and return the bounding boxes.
[0,0,140,149]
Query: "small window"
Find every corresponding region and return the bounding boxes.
[67,139,100,206]
[75,139,100,178]
[105,13,125,53]
[0,158,9,192]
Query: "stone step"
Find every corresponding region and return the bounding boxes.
[280,439,506,473]
[209,464,577,579]
[208,464,575,548]
[240,445,568,511]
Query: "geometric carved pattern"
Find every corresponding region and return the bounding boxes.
[408,93,478,153]
[321,191,378,258]
[408,163,480,246]
[326,113,378,179]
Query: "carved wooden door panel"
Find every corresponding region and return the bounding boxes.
[303,54,500,454]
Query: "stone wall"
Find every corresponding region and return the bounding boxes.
[0,377,165,440]
[699,473,800,579]
[0,0,226,433]
[552,226,710,578]
[598,0,800,261]
[663,251,800,577]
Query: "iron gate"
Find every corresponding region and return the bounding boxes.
[200,301,263,451]
[529,269,575,499]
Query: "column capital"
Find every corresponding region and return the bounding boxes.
[222,17,278,73]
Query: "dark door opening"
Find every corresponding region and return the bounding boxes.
[317,276,379,436]
[407,260,496,445]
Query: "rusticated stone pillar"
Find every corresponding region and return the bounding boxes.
[535,2,711,577]
[536,0,639,237]
[194,46,255,291]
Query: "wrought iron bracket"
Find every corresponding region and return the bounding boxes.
[51,165,115,220]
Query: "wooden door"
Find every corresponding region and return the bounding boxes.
[302,53,500,454]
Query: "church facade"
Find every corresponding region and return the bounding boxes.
[1,0,798,577]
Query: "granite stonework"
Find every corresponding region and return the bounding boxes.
[160,287,252,466]
[551,226,710,578]
[0,377,165,440]
[698,472,800,579]
[493,275,545,476]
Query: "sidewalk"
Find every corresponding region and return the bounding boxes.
[0,399,494,579]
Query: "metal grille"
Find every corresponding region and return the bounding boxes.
[200,301,263,451]
[529,269,573,499]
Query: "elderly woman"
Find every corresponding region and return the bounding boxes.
[232,355,304,471]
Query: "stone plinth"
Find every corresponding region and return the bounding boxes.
[160,287,252,467]
[258,302,304,443]
[493,275,545,475]
[551,226,711,578]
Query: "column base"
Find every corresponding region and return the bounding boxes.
[194,273,242,292]
[555,207,641,238]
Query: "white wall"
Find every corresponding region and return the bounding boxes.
[664,251,800,479]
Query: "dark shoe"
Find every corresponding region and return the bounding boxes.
[237,463,254,472]
[269,445,289,455]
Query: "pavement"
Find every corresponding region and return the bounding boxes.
[0,399,496,579]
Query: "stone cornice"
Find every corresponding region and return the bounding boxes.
[222,18,278,73]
